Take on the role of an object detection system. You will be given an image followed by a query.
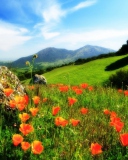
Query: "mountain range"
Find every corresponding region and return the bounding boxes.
[11,45,115,68]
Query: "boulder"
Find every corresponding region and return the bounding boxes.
[33,74,47,85]
[0,66,26,107]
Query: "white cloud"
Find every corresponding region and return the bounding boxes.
[35,0,97,40]
[42,4,66,23]
[71,0,97,12]
[0,21,31,51]
[42,30,60,39]
[19,28,29,34]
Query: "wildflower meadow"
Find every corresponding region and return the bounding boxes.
[1,82,128,160]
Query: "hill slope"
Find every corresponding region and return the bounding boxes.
[43,55,128,86]
[12,45,114,68]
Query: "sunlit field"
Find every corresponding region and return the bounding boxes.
[1,83,128,160]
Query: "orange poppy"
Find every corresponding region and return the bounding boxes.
[70,119,80,126]
[42,98,48,102]
[114,121,124,132]
[12,134,23,146]
[21,141,31,151]
[110,111,117,119]
[110,116,121,124]
[32,96,40,104]
[103,109,111,115]
[74,89,83,95]
[29,108,39,116]
[118,89,123,93]
[71,86,79,91]
[59,85,69,92]
[80,83,88,89]
[19,113,30,122]
[19,123,34,136]
[14,96,26,104]
[24,95,29,104]
[80,107,88,114]
[55,117,68,127]
[88,86,93,91]
[68,97,77,106]
[120,133,128,146]
[17,103,26,111]
[90,143,102,155]
[110,117,124,132]
[4,88,14,97]
[31,140,44,154]
[124,90,128,96]
[52,106,60,116]
[9,100,16,109]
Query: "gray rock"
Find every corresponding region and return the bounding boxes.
[0,66,26,106]
[33,74,47,85]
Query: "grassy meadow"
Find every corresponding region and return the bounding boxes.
[1,83,128,159]
[1,54,128,159]
[43,55,128,86]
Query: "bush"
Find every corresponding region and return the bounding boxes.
[108,69,128,89]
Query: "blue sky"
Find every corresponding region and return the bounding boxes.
[0,0,128,61]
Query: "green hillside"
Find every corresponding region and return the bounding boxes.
[43,55,128,86]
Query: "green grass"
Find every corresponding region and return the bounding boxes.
[43,55,128,86]
[1,84,128,159]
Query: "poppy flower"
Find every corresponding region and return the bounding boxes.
[110,117,124,132]
[80,83,88,89]
[29,108,39,116]
[118,89,123,93]
[74,89,83,95]
[14,96,26,104]
[71,86,79,91]
[55,117,68,127]
[9,100,16,109]
[110,117,121,125]
[59,85,69,92]
[31,140,44,154]
[68,97,77,106]
[110,111,117,119]
[42,98,48,102]
[114,121,124,132]
[32,96,40,105]
[4,88,14,97]
[103,109,111,115]
[24,95,29,104]
[19,123,34,136]
[88,86,93,91]
[124,90,128,96]
[90,143,102,155]
[19,113,30,122]
[21,141,31,151]
[12,134,23,146]
[120,133,128,146]
[52,106,60,116]
[80,107,88,114]
[17,104,26,111]
[70,119,80,126]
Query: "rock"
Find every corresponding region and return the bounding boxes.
[0,66,26,107]
[33,74,47,85]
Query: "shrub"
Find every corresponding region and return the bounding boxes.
[108,69,128,89]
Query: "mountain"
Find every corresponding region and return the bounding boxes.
[12,45,115,68]
[74,45,115,59]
